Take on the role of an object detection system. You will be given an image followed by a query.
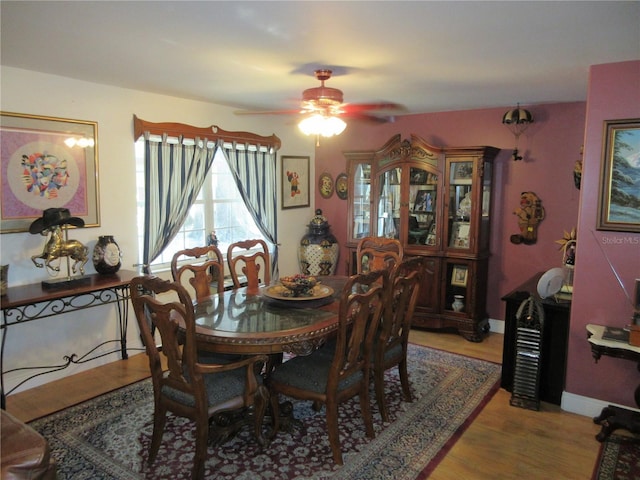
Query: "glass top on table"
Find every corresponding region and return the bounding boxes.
[193,285,340,334]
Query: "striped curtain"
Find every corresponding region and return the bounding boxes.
[222,142,279,280]
[141,133,216,274]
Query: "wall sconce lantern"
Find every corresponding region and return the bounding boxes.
[502,104,533,161]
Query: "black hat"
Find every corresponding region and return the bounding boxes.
[29,208,85,234]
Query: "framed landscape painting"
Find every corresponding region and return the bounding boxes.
[1,112,99,233]
[597,118,640,233]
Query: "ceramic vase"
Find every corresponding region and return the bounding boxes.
[299,209,339,276]
[452,295,465,312]
[93,235,122,274]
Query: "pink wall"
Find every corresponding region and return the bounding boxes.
[315,102,585,322]
[565,61,640,407]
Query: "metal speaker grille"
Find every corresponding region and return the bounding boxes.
[510,295,545,411]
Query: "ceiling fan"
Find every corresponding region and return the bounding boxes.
[235,69,403,125]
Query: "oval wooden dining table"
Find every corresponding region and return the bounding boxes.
[188,276,348,357]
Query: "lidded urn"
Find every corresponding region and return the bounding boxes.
[299,209,339,276]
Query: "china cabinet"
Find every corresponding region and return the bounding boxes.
[344,134,499,341]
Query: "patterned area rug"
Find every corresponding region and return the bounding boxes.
[29,344,500,480]
[592,434,640,480]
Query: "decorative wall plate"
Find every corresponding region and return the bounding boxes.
[335,173,348,200]
[537,267,565,299]
[318,172,334,199]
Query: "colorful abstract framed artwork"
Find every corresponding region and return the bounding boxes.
[597,118,640,233]
[1,112,99,233]
[281,155,310,209]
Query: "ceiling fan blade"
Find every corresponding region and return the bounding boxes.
[344,112,396,124]
[341,102,405,114]
[234,109,301,116]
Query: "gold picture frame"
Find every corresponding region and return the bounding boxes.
[451,265,468,287]
[596,118,640,232]
[1,111,100,233]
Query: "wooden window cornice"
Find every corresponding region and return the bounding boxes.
[133,115,281,151]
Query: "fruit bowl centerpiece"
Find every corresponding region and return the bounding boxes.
[279,274,318,297]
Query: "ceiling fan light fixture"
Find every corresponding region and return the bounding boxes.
[298,114,346,138]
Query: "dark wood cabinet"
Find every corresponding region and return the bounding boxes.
[344,134,499,342]
[501,272,571,405]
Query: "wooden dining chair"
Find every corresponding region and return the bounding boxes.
[130,275,269,480]
[171,245,226,302]
[373,256,425,422]
[227,239,271,293]
[268,269,388,465]
[356,237,404,274]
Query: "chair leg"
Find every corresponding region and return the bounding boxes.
[193,417,209,480]
[149,406,167,464]
[268,390,281,439]
[399,359,412,403]
[325,399,343,465]
[254,385,269,446]
[359,385,375,439]
[374,366,390,423]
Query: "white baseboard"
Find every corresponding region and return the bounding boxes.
[561,391,640,417]
[489,318,504,334]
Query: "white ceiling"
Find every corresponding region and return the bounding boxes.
[1,1,639,117]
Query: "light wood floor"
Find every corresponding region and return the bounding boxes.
[6,329,601,479]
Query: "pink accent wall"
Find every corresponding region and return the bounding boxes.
[315,102,585,322]
[565,61,640,407]
[314,60,640,408]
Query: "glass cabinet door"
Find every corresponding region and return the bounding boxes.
[407,167,438,246]
[375,167,401,238]
[351,163,371,241]
[448,160,473,250]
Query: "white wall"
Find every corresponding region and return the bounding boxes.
[1,66,317,393]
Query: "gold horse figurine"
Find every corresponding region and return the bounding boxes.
[31,225,89,275]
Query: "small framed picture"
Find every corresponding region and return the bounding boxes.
[425,222,437,246]
[413,189,434,213]
[452,162,473,183]
[282,155,310,209]
[451,265,468,287]
[449,221,470,248]
[410,168,428,185]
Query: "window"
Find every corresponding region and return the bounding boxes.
[135,140,266,270]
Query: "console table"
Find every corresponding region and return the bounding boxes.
[501,272,571,405]
[587,323,640,441]
[0,270,138,402]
